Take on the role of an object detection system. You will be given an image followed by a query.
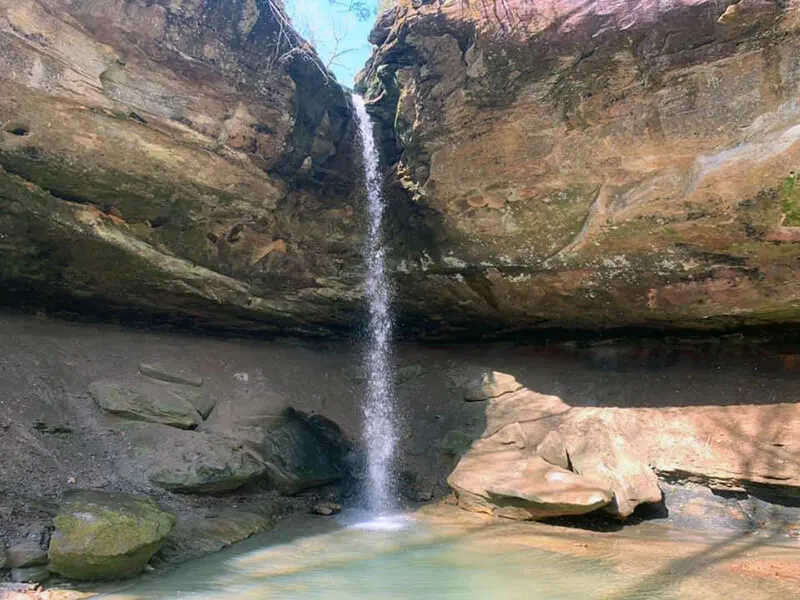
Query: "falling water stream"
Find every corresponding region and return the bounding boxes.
[352,94,398,516]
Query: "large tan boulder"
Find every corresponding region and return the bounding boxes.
[448,439,613,520]
[561,410,663,517]
[447,386,662,520]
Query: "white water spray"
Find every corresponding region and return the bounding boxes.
[352,94,397,515]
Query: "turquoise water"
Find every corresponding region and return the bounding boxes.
[96,511,797,600]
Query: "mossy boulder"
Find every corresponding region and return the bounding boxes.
[114,422,266,495]
[89,379,203,429]
[48,490,176,581]
[149,455,265,494]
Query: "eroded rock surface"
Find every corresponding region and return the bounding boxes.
[448,388,662,519]
[0,0,361,335]
[448,375,800,521]
[360,0,800,335]
[449,445,614,519]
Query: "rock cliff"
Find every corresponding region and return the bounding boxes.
[360,0,800,336]
[0,0,361,335]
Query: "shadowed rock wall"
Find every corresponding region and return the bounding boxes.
[0,0,363,336]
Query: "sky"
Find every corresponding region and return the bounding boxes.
[284,0,379,85]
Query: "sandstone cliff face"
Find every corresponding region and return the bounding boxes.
[360,0,800,336]
[0,0,361,334]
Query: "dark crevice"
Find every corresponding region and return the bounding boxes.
[149,215,171,228]
[4,124,30,136]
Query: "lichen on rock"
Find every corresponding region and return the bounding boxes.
[48,490,176,581]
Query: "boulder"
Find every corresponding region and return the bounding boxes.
[561,410,662,518]
[7,541,47,568]
[448,440,613,520]
[89,379,202,429]
[48,490,175,581]
[253,409,346,495]
[139,363,203,388]
[0,541,7,569]
[113,422,266,494]
[124,428,266,494]
[464,371,523,402]
[10,566,50,584]
[447,388,662,520]
[158,509,276,564]
[175,387,217,420]
[149,451,265,495]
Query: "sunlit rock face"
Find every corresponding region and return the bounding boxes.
[0,0,362,335]
[359,0,800,337]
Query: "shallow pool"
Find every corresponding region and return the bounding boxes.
[95,506,799,600]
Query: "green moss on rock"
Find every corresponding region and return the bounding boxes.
[48,490,176,581]
[781,175,800,226]
[149,460,264,494]
[440,430,474,456]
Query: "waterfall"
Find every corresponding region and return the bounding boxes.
[352,94,397,515]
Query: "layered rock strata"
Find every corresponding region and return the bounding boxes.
[360,0,800,336]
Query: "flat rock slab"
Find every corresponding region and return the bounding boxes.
[120,423,266,494]
[48,490,175,581]
[89,379,202,429]
[626,404,800,491]
[159,509,276,563]
[139,363,203,387]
